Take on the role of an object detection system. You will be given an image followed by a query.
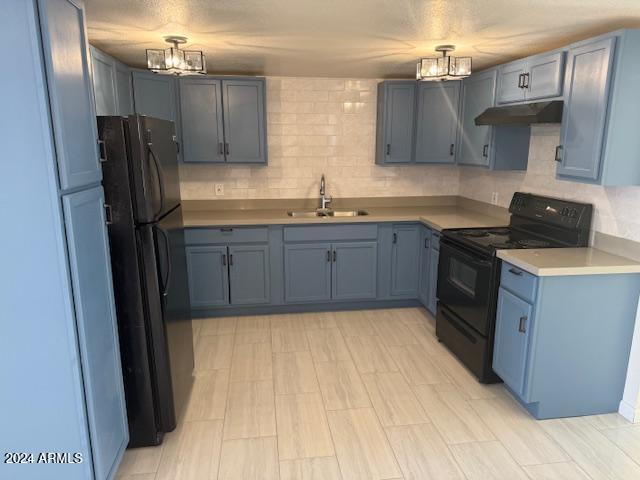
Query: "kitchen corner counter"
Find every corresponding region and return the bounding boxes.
[182,205,507,232]
[497,248,640,276]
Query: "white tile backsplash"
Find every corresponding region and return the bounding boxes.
[179,78,640,243]
[459,125,640,243]
[179,76,459,201]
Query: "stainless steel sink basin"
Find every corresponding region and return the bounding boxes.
[325,210,369,217]
[286,209,368,217]
[286,210,323,217]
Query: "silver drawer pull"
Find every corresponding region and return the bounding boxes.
[508,268,523,276]
[518,315,528,333]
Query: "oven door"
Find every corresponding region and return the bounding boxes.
[437,241,494,335]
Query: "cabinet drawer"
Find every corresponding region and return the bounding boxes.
[283,224,378,242]
[185,226,268,244]
[500,262,538,302]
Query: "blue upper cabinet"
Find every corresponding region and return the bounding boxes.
[62,186,128,480]
[457,69,497,167]
[90,46,117,116]
[557,30,640,185]
[526,51,565,101]
[179,77,225,163]
[132,70,179,122]
[90,46,133,116]
[376,81,416,164]
[221,78,268,164]
[38,0,101,191]
[415,82,460,164]
[496,59,528,104]
[556,38,615,182]
[496,52,564,104]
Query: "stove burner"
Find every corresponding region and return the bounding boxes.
[517,239,550,248]
[460,230,490,238]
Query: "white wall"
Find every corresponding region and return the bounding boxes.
[179,77,459,200]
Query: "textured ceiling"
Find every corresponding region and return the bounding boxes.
[84,0,640,78]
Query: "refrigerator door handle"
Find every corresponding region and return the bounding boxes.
[147,146,166,221]
[155,225,172,297]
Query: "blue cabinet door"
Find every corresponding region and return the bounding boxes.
[229,245,270,305]
[493,287,534,396]
[114,61,134,115]
[186,245,230,307]
[284,243,332,303]
[221,79,268,164]
[496,60,527,104]
[179,77,225,163]
[38,0,101,191]
[90,46,117,116]
[132,70,178,122]
[427,245,439,314]
[557,38,615,181]
[526,51,565,101]
[390,225,421,297]
[62,186,128,480]
[332,242,378,301]
[418,228,431,307]
[415,82,460,164]
[377,81,416,164]
[457,69,497,167]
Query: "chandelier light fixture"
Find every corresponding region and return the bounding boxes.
[416,45,472,81]
[146,36,206,75]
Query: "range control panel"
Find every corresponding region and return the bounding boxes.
[509,192,593,229]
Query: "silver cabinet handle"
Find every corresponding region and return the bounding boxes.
[225,142,230,155]
[327,250,331,262]
[98,140,107,162]
[386,144,391,155]
[393,233,397,244]
[518,73,525,89]
[555,145,563,162]
[482,144,489,157]
[508,268,523,276]
[218,142,224,155]
[523,73,530,89]
[333,250,337,262]
[449,143,454,156]
[519,315,528,333]
[104,203,113,225]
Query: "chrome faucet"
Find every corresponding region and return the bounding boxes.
[319,174,332,210]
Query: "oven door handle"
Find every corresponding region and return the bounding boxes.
[440,242,493,269]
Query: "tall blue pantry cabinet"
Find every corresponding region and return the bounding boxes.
[0,1,128,480]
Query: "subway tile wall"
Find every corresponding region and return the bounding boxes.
[459,125,640,243]
[179,77,459,200]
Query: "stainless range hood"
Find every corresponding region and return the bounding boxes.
[475,101,563,126]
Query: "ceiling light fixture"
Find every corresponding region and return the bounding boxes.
[146,36,206,75]
[416,45,471,81]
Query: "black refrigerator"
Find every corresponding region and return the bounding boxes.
[98,115,194,447]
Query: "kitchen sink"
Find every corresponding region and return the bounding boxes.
[286,209,368,217]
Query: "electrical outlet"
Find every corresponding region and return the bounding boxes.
[491,192,499,205]
[215,184,224,196]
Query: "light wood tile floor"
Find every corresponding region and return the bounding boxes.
[117,307,640,480]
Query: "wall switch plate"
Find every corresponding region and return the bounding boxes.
[215,184,224,196]
[491,192,499,205]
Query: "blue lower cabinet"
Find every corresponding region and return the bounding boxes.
[494,261,640,419]
[332,242,378,300]
[427,246,440,314]
[284,243,333,303]
[62,186,128,480]
[418,227,431,306]
[493,287,533,397]
[186,245,230,307]
[390,224,421,297]
[229,245,270,305]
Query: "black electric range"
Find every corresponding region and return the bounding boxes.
[435,192,593,383]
